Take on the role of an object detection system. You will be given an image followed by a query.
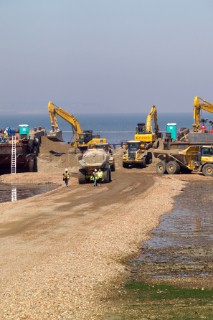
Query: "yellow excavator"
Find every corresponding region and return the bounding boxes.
[193,96,213,132]
[134,104,160,144]
[123,105,162,168]
[47,101,107,150]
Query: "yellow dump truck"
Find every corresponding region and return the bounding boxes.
[154,145,213,176]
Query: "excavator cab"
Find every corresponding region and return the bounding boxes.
[136,123,146,134]
[77,131,107,151]
[78,130,94,144]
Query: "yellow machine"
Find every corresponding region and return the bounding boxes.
[134,105,160,144]
[122,140,152,168]
[123,105,161,168]
[193,96,213,132]
[47,101,107,150]
[154,145,213,176]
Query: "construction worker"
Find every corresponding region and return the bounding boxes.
[92,169,98,186]
[90,174,95,183]
[3,129,8,138]
[97,168,103,186]
[63,168,70,187]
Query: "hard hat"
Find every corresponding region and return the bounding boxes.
[94,169,97,172]
[65,168,68,172]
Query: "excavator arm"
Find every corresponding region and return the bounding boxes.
[48,101,83,145]
[48,102,60,131]
[193,96,213,132]
[47,101,107,150]
[48,101,83,134]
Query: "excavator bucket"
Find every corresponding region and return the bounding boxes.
[47,129,63,142]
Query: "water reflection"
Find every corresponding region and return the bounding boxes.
[132,181,213,278]
[0,183,59,203]
[11,187,17,202]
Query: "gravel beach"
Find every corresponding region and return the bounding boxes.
[0,139,211,319]
[0,169,187,320]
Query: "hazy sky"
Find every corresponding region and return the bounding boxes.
[1,0,213,114]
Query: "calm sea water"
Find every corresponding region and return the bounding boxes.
[0,113,205,145]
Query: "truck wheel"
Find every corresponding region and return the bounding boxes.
[111,164,115,171]
[107,168,111,182]
[202,164,213,177]
[78,171,86,184]
[103,168,110,182]
[146,152,152,164]
[156,161,166,174]
[166,161,179,174]
[153,140,159,149]
[174,162,180,174]
[141,157,146,168]
[123,162,128,168]
[28,158,35,172]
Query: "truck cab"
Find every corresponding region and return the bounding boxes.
[123,141,151,168]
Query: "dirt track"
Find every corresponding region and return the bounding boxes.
[0,165,187,320]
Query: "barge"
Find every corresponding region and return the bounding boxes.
[0,125,46,173]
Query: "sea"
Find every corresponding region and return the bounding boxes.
[0,113,209,146]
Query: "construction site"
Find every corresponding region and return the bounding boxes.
[0,96,212,319]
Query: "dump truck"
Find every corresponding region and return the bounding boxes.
[154,145,213,176]
[78,148,112,184]
[88,142,115,171]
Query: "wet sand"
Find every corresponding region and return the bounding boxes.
[129,179,213,288]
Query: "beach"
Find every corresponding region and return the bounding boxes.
[0,165,189,320]
[0,136,212,319]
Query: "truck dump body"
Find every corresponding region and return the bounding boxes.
[154,148,199,168]
[154,146,199,170]
[78,149,109,168]
[78,149,111,184]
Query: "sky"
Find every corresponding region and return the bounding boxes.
[0,0,213,114]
